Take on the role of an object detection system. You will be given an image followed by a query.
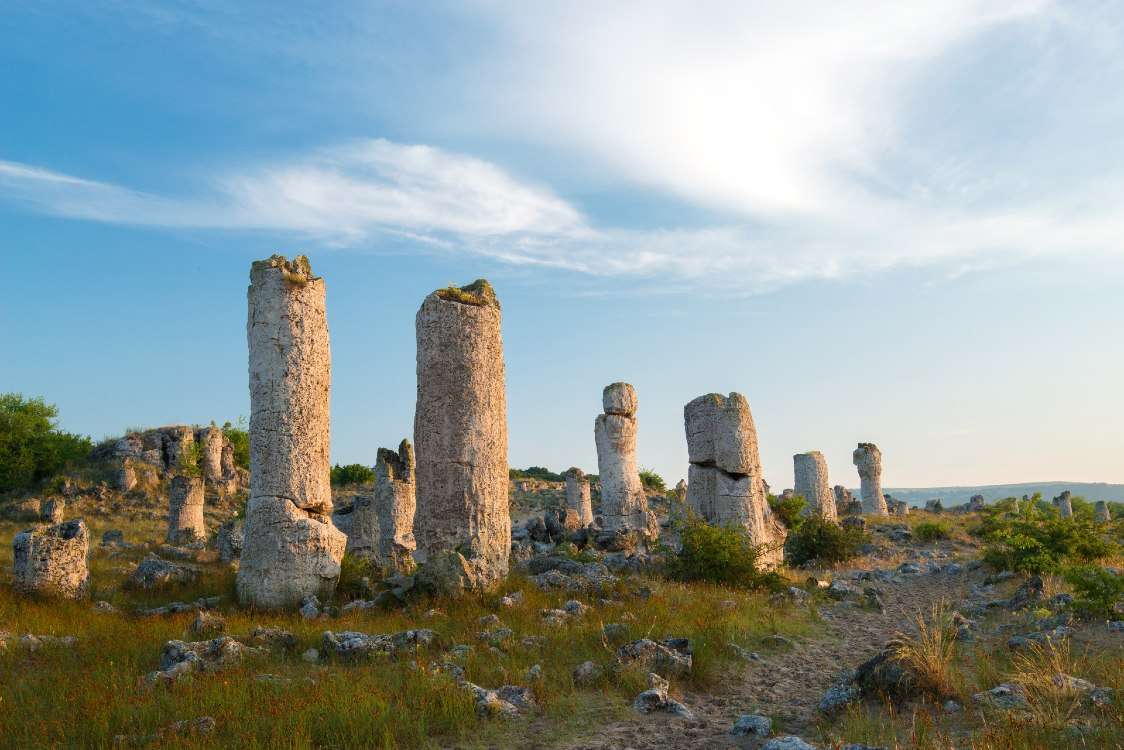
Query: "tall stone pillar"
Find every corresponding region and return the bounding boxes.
[375,439,417,572]
[564,467,594,527]
[1094,500,1110,523]
[1053,491,1073,519]
[167,475,206,544]
[853,443,888,516]
[237,255,346,609]
[414,280,509,594]
[197,425,225,484]
[595,382,657,541]
[683,392,785,565]
[794,451,837,521]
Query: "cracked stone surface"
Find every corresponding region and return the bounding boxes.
[684,392,785,565]
[595,383,657,539]
[794,451,836,521]
[374,439,417,571]
[237,255,345,609]
[853,443,888,516]
[167,475,206,545]
[414,280,509,593]
[564,467,594,527]
[12,519,89,599]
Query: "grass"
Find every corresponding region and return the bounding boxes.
[0,517,814,748]
[892,602,963,702]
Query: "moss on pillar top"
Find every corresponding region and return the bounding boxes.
[252,254,318,286]
[434,279,499,309]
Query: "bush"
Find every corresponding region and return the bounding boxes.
[1064,565,1124,617]
[0,393,92,493]
[785,513,867,567]
[979,515,1116,574]
[509,466,564,482]
[914,521,950,542]
[768,493,806,530]
[639,468,666,492]
[664,515,782,591]
[331,463,375,486]
[222,419,249,469]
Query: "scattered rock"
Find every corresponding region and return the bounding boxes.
[633,672,693,718]
[12,519,90,599]
[147,637,263,683]
[972,683,1030,711]
[730,713,771,737]
[190,610,226,637]
[573,660,603,686]
[616,638,693,677]
[763,737,818,750]
[126,554,200,590]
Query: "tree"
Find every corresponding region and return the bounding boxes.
[0,393,92,492]
[639,468,666,492]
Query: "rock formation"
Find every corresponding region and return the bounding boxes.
[374,440,417,572]
[41,498,65,524]
[925,498,944,513]
[12,519,90,599]
[237,255,346,609]
[564,467,594,527]
[673,479,688,503]
[890,499,910,516]
[853,443,888,515]
[413,280,509,593]
[793,451,836,521]
[833,486,855,516]
[595,383,657,541]
[100,424,243,494]
[683,392,785,565]
[116,459,138,493]
[1053,491,1073,519]
[167,475,206,544]
[969,494,985,512]
[1094,500,1111,523]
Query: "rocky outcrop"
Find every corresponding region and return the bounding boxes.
[1053,491,1073,519]
[833,486,854,516]
[167,475,206,544]
[237,255,346,610]
[595,383,657,541]
[969,494,985,512]
[215,519,244,562]
[793,451,836,521]
[1095,501,1111,523]
[12,519,90,599]
[102,424,242,494]
[564,467,594,527]
[889,499,910,516]
[374,440,417,571]
[925,498,944,513]
[853,443,888,516]
[413,280,509,594]
[683,392,784,565]
[40,497,65,524]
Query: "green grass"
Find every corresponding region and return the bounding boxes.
[0,518,814,748]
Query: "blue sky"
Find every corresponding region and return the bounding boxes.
[2,1,1123,489]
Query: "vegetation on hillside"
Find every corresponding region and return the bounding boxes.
[509,466,564,482]
[785,513,867,567]
[638,468,665,492]
[331,463,376,486]
[0,393,92,493]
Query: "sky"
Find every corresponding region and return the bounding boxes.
[2,1,1123,490]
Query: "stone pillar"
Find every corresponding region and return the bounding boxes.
[375,439,417,572]
[237,255,346,609]
[41,497,65,524]
[595,382,657,541]
[683,392,785,566]
[197,425,225,484]
[673,479,687,503]
[116,458,138,493]
[1094,500,1110,523]
[793,451,836,521]
[968,494,985,512]
[161,426,196,476]
[925,498,944,513]
[853,443,888,515]
[564,467,594,527]
[1053,491,1073,519]
[833,485,854,517]
[168,475,206,544]
[12,519,90,599]
[414,280,509,594]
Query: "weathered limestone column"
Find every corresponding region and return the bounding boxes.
[237,255,346,609]
[197,425,225,484]
[564,467,594,526]
[414,280,509,594]
[968,494,985,512]
[12,519,90,599]
[673,479,688,503]
[833,485,854,516]
[1053,491,1073,519]
[116,458,138,493]
[41,498,65,524]
[793,451,836,521]
[595,382,657,540]
[375,439,417,572]
[683,392,785,566]
[167,475,206,544]
[853,443,888,515]
[1094,500,1110,523]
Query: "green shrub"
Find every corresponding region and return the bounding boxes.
[509,466,564,482]
[768,493,806,530]
[664,516,783,591]
[639,468,666,492]
[1064,565,1124,617]
[785,513,867,567]
[331,463,375,486]
[914,521,950,542]
[979,515,1116,574]
[222,418,249,469]
[0,393,92,493]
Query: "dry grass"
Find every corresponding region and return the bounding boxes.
[0,518,815,748]
[892,601,963,701]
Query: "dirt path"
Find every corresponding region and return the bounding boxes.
[560,567,971,750]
